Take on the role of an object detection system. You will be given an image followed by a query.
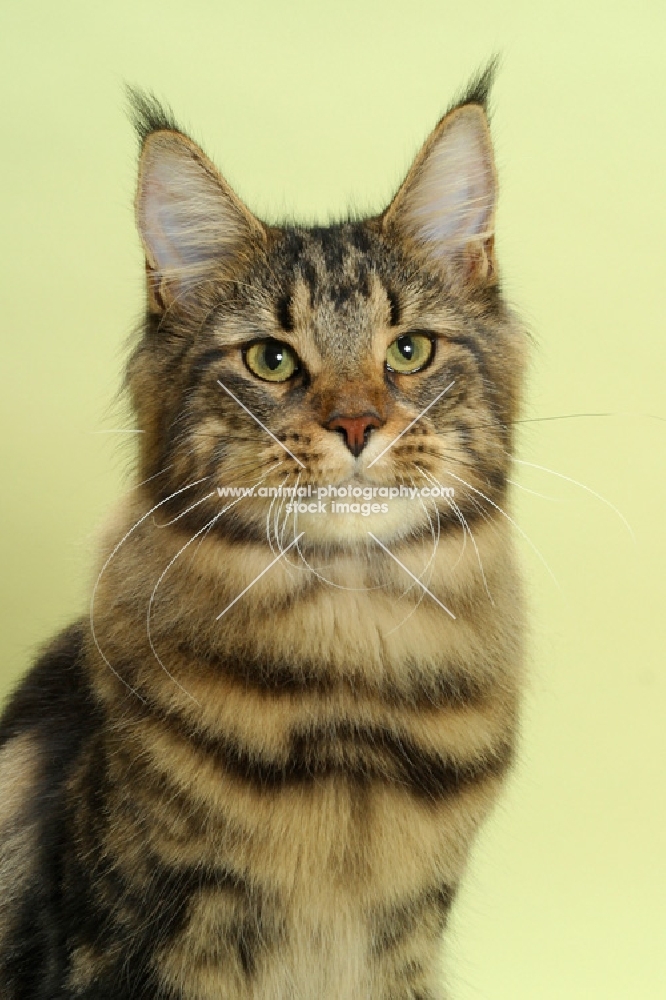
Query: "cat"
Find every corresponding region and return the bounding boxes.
[0,62,526,999]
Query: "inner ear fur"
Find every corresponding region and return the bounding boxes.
[135,130,266,312]
[382,104,498,287]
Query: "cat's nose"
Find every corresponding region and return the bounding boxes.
[325,412,383,457]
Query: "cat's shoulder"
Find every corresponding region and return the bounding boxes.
[0,621,94,743]
[0,620,102,824]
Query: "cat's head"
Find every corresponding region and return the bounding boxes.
[126,67,526,551]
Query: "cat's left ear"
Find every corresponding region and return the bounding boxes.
[382,104,497,286]
[135,130,266,312]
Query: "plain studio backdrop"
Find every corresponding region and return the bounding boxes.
[1,2,664,997]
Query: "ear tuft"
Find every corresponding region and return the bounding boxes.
[126,87,181,146]
[445,56,498,118]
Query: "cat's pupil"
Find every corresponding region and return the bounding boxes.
[398,336,414,359]
[265,343,284,370]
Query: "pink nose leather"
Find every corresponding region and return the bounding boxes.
[326,413,382,457]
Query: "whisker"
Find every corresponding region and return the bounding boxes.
[273,472,301,578]
[146,463,285,701]
[514,410,665,427]
[437,466,561,590]
[265,489,280,557]
[281,473,305,577]
[466,492,495,526]
[506,477,560,501]
[264,471,292,557]
[147,507,242,707]
[89,476,209,702]
[133,465,174,491]
[401,473,440,594]
[416,464,492,601]
[381,474,441,635]
[275,480,294,555]
[452,409,666,436]
[153,491,216,528]
[511,456,635,540]
[185,461,284,568]
[451,497,493,603]
[445,497,468,573]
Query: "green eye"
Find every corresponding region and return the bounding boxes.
[244,340,299,382]
[385,333,434,374]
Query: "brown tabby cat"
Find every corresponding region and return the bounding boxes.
[0,64,526,999]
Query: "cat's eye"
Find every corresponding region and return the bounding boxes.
[244,340,300,382]
[385,333,434,374]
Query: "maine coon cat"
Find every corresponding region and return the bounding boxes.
[0,64,526,999]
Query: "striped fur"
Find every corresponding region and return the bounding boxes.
[0,65,526,998]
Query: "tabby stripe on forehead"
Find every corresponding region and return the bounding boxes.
[386,286,401,326]
[276,294,294,332]
[138,701,513,799]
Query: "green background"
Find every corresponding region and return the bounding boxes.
[2,2,664,996]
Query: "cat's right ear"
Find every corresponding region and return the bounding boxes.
[135,130,266,313]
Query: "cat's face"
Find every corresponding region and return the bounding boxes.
[127,94,525,551]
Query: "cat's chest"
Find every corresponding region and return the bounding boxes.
[163,883,375,1000]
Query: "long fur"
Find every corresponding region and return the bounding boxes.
[0,66,526,1000]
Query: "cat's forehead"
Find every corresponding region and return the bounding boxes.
[268,223,402,358]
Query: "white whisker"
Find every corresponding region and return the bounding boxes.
[445,497,468,572]
[146,463,283,700]
[451,497,493,603]
[89,476,209,702]
[265,477,289,557]
[512,456,635,540]
[153,491,216,528]
[440,467,560,590]
[416,464,491,599]
[279,473,302,577]
[381,475,441,635]
[147,506,242,706]
[506,476,560,501]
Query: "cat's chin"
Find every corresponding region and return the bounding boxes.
[285,498,433,547]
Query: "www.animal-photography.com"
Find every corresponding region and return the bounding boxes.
[1,3,664,998]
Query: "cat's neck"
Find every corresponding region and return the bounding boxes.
[88,489,521,710]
